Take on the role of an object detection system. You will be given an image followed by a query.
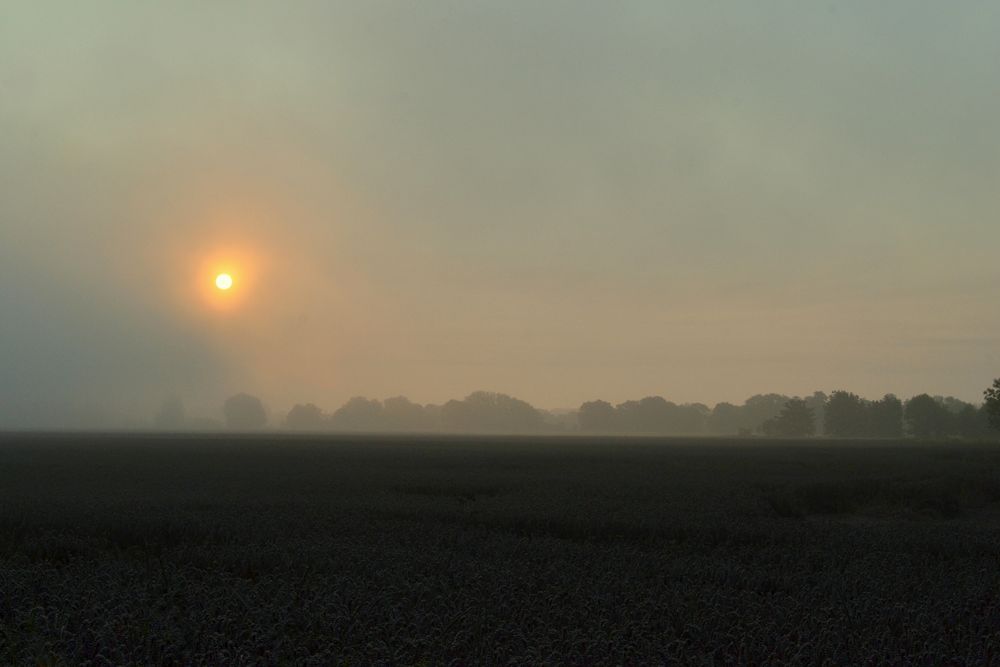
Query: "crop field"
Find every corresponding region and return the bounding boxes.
[2,433,1000,665]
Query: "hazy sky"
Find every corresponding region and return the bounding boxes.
[2,2,999,425]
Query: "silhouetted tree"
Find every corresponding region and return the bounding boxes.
[676,403,709,434]
[578,400,618,432]
[223,393,267,430]
[708,402,741,435]
[578,397,707,434]
[154,395,185,429]
[904,394,950,438]
[762,398,815,437]
[868,394,903,438]
[743,394,790,434]
[610,397,696,434]
[636,396,675,433]
[614,400,642,433]
[953,404,990,439]
[935,396,967,414]
[441,391,543,433]
[983,379,1000,432]
[284,403,325,430]
[330,397,383,431]
[382,396,428,431]
[824,391,868,438]
[928,396,983,438]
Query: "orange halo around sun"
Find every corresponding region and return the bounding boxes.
[192,242,261,313]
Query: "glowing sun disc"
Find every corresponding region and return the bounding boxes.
[215,273,233,290]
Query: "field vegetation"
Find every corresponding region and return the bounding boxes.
[2,434,1000,664]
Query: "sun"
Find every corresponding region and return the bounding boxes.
[215,273,233,290]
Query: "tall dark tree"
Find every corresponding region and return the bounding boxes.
[868,394,903,438]
[223,393,267,430]
[824,391,868,437]
[904,394,951,439]
[984,379,1000,432]
[762,398,815,437]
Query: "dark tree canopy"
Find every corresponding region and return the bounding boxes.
[904,394,951,439]
[223,393,267,430]
[635,396,675,433]
[284,403,325,430]
[953,404,991,439]
[743,394,789,434]
[330,397,384,431]
[762,399,815,437]
[441,391,543,433]
[578,397,707,435]
[868,394,904,438]
[578,400,618,432]
[382,396,429,431]
[985,379,1000,432]
[708,402,742,435]
[238,386,996,439]
[823,391,868,438]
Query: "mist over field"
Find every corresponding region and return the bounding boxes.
[6,5,1000,663]
[2,2,1000,427]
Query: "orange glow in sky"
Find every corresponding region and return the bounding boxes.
[194,245,260,314]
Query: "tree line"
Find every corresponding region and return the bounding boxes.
[156,380,1000,439]
[579,390,997,439]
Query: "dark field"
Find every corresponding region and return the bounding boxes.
[3,434,1000,665]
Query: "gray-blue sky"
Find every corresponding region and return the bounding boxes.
[2,1,998,424]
